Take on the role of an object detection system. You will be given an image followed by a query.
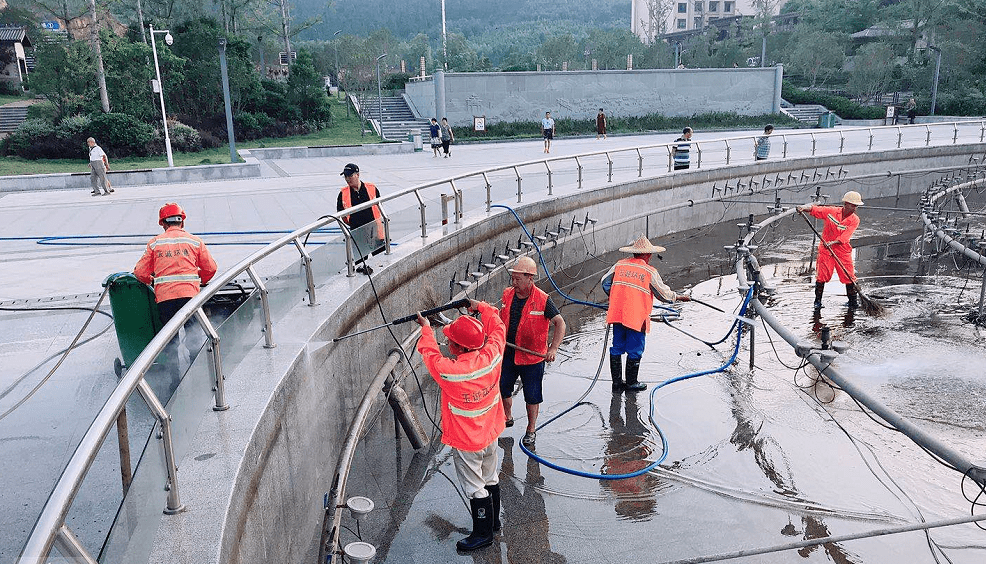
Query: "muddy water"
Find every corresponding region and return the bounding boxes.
[342,193,986,564]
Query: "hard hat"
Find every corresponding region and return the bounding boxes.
[842,191,864,206]
[443,315,485,350]
[159,202,186,223]
[619,236,666,254]
[507,256,537,276]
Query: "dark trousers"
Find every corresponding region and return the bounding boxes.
[442,139,451,155]
[158,297,192,326]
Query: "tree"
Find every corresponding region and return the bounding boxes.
[537,34,579,70]
[886,0,953,59]
[847,41,895,102]
[638,0,673,45]
[28,37,98,120]
[286,49,331,122]
[786,28,845,87]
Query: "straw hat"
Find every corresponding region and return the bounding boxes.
[619,236,666,254]
[842,191,864,206]
[507,256,538,276]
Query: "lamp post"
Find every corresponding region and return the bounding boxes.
[218,38,237,164]
[333,30,342,100]
[376,53,386,141]
[440,0,448,70]
[149,24,174,167]
[929,45,942,116]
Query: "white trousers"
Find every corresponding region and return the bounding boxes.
[452,442,499,499]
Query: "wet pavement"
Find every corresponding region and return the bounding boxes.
[338,193,986,563]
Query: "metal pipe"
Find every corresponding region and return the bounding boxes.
[115,409,132,495]
[195,308,228,411]
[383,380,428,450]
[135,378,184,513]
[292,237,318,305]
[52,524,97,564]
[246,265,275,348]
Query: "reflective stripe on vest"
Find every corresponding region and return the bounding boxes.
[150,237,202,249]
[439,354,502,382]
[448,394,500,418]
[341,183,385,239]
[154,273,201,285]
[827,213,848,231]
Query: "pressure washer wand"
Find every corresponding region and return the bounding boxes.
[332,298,471,342]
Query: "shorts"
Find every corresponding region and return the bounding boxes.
[430,136,441,148]
[543,129,553,140]
[499,354,545,404]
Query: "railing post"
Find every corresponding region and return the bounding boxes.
[782,136,788,158]
[636,148,643,177]
[953,124,959,144]
[694,144,702,169]
[377,207,392,255]
[868,129,874,150]
[574,156,583,189]
[482,172,492,212]
[450,180,462,224]
[667,145,674,172]
[926,125,932,146]
[246,265,275,349]
[810,133,817,156]
[980,121,984,142]
[195,308,228,411]
[292,237,318,305]
[606,152,613,182]
[53,524,98,564]
[440,193,450,225]
[544,161,553,195]
[136,378,184,514]
[414,189,427,239]
[724,140,731,164]
[513,166,522,202]
[839,131,845,153]
[897,127,903,148]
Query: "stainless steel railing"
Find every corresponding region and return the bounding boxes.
[18,120,986,564]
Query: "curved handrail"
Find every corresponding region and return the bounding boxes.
[18,119,986,563]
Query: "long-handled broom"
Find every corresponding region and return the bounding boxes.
[798,210,885,316]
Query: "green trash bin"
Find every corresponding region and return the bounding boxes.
[103,272,162,377]
[817,111,837,128]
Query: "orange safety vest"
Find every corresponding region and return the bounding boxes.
[133,226,218,303]
[340,182,385,240]
[605,257,660,334]
[500,286,551,365]
[808,205,859,255]
[417,301,506,452]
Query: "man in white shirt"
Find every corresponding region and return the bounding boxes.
[87,137,113,196]
[541,111,555,154]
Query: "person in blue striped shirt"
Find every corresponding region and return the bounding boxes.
[754,124,774,161]
[673,127,692,170]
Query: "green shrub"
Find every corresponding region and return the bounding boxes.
[2,119,57,158]
[89,112,155,157]
[782,82,885,120]
[57,114,92,140]
[26,101,56,122]
[0,81,22,96]
[167,120,202,152]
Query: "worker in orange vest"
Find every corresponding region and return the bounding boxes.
[797,191,863,310]
[337,162,385,275]
[498,256,566,448]
[416,299,506,551]
[134,203,218,326]
[602,236,690,392]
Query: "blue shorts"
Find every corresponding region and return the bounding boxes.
[499,354,545,404]
[609,324,646,360]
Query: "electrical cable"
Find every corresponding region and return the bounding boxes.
[0,228,343,247]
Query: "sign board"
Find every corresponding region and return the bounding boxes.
[473,116,486,132]
[886,105,896,118]
[41,21,60,30]
[278,51,297,66]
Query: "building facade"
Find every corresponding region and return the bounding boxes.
[633,0,787,43]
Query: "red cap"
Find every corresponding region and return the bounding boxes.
[443,315,485,350]
[159,203,186,223]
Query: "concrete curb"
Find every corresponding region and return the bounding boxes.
[240,141,410,160]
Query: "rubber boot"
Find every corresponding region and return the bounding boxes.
[610,355,625,392]
[846,284,859,310]
[456,495,494,551]
[624,358,646,392]
[813,282,825,310]
[485,484,501,531]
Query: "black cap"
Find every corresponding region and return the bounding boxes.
[341,163,359,176]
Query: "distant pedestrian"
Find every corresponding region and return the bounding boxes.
[440,117,454,158]
[541,111,555,153]
[906,98,917,125]
[754,124,774,161]
[673,127,693,170]
[429,118,442,157]
[86,137,113,196]
[596,108,607,140]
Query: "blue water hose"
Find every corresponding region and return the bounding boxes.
[518,285,755,480]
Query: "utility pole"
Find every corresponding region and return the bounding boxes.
[279,0,291,71]
[135,0,147,44]
[929,46,942,116]
[87,0,110,112]
[441,0,448,70]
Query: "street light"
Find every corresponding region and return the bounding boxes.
[376,53,386,141]
[149,24,174,167]
[333,30,342,100]
[929,45,942,116]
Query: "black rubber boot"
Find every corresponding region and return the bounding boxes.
[485,484,501,531]
[624,358,646,392]
[846,284,859,310]
[610,355,625,392]
[456,495,494,551]
[813,282,825,310]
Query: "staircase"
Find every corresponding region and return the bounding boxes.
[0,105,29,134]
[781,104,837,126]
[360,96,430,141]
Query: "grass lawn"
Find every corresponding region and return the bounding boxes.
[0,99,381,176]
[0,94,26,106]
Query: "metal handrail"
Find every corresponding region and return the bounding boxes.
[18,119,986,563]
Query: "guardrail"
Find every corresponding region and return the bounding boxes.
[17,119,986,564]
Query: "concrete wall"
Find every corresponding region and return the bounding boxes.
[0,161,262,193]
[146,142,986,564]
[405,67,782,127]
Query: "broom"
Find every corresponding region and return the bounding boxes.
[798,210,885,316]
